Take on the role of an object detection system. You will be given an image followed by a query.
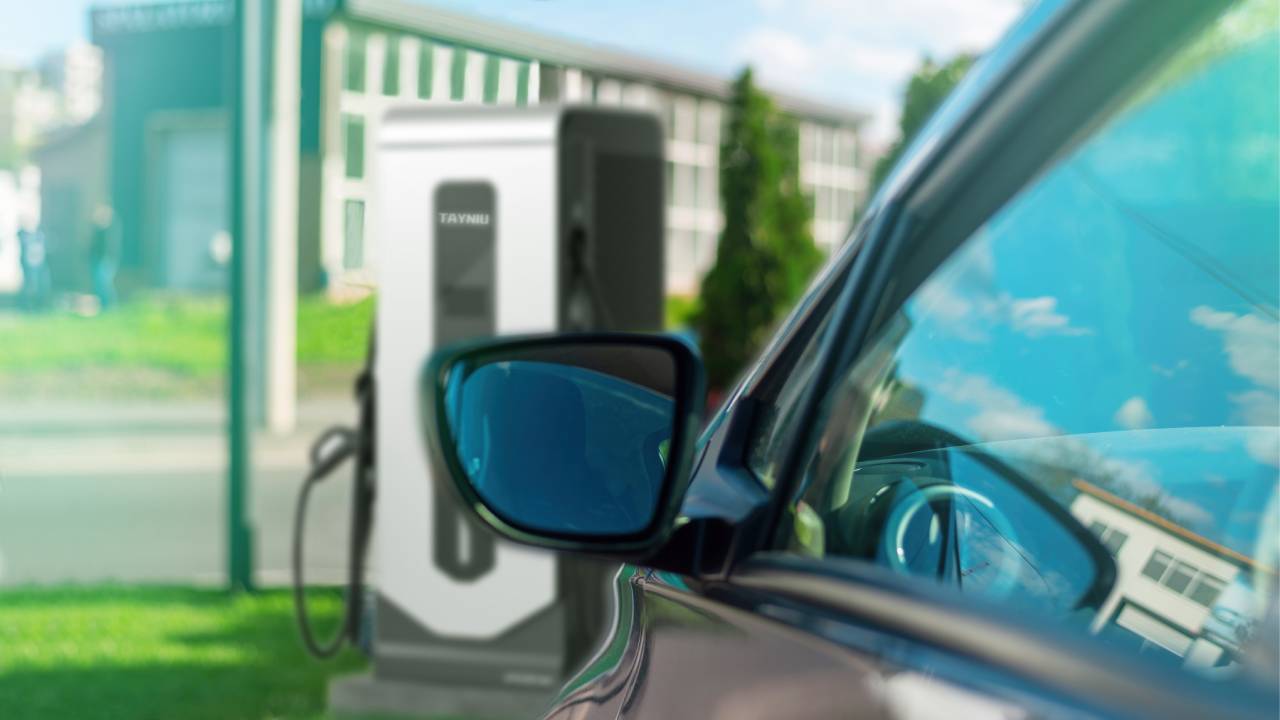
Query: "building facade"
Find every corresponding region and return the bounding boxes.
[89,0,869,298]
[36,44,105,128]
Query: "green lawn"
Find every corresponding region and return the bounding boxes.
[0,296,374,398]
[0,586,369,720]
[0,294,696,399]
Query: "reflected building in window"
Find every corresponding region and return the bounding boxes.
[1071,480,1260,671]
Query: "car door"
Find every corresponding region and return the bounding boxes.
[547,0,1277,718]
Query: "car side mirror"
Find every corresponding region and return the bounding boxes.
[420,333,705,555]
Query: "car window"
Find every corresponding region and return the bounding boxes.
[781,0,1278,683]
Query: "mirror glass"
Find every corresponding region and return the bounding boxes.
[442,343,677,536]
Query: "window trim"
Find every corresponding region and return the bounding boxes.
[725,553,1268,719]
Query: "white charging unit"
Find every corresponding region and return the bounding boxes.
[369,104,665,699]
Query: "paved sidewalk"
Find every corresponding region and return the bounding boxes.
[0,397,369,587]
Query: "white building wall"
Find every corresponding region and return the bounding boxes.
[60,43,104,124]
[801,121,861,252]
[319,22,866,299]
[0,168,40,292]
[321,24,538,295]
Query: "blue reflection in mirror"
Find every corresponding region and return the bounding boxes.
[445,359,674,535]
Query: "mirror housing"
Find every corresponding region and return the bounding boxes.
[421,333,706,557]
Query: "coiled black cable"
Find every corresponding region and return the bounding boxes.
[293,333,376,659]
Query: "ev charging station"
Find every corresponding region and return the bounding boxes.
[330,105,665,716]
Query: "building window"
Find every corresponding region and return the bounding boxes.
[837,129,857,167]
[837,188,854,223]
[1188,575,1226,608]
[450,46,467,101]
[382,35,400,96]
[417,42,433,99]
[815,183,830,221]
[1142,550,1230,606]
[672,96,696,143]
[815,126,832,164]
[343,114,365,179]
[696,101,721,146]
[673,163,695,209]
[343,200,365,270]
[799,124,814,164]
[344,30,366,92]
[1101,529,1128,555]
[1164,562,1196,594]
[657,92,674,137]
[483,55,500,104]
[695,230,718,273]
[698,162,718,209]
[516,61,530,106]
[666,228,696,293]
[1142,550,1173,581]
[1088,521,1129,555]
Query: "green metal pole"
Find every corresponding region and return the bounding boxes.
[227,0,254,593]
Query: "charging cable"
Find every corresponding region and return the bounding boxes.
[293,333,376,658]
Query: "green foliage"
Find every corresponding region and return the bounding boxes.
[664,295,700,330]
[871,54,976,192]
[0,585,367,720]
[696,69,823,390]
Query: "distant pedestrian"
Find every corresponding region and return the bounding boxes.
[18,225,51,311]
[90,205,120,311]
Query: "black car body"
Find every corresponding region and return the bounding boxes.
[423,0,1280,717]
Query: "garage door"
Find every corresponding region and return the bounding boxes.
[155,122,228,291]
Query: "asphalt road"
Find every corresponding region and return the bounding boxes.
[0,399,364,587]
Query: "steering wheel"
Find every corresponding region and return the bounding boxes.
[881,482,1025,600]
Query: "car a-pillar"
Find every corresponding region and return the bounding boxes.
[329,106,664,718]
